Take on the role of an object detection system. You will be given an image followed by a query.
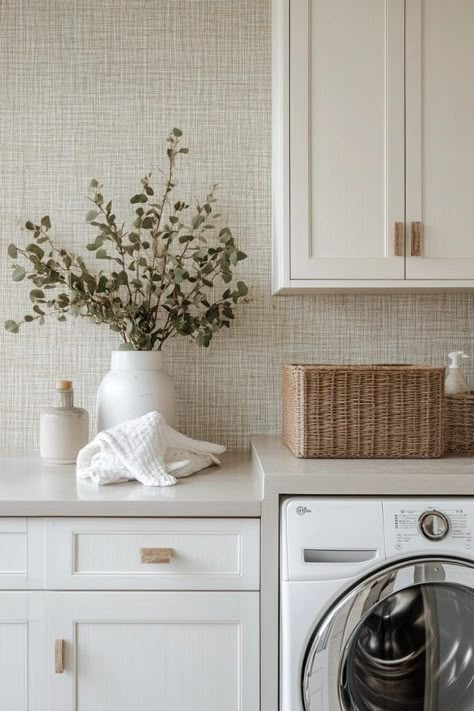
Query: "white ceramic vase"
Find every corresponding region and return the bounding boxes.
[96,351,176,432]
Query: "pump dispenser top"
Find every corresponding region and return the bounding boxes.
[445,351,469,395]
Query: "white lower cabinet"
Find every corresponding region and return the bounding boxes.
[0,517,260,710]
[47,591,259,711]
[0,593,46,711]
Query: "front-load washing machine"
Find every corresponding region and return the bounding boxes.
[280,498,474,711]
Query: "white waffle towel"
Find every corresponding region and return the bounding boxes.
[76,411,226,487]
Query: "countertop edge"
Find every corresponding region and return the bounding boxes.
[0,502,262,517]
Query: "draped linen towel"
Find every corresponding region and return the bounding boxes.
[76,411,225,486]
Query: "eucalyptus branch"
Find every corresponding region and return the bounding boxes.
[6,129,248,350]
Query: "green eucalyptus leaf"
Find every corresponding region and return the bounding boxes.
[116,271,128,286]
[41,215,51,230]
[26,243,44,259]
[162,283,175,298]
[86,209,100,223]
[12,266,26,282]
[4,320,19,333]
[192,214,204,230]
[172,128,183,137]
[130,194,148,204]
[8,243,18,259]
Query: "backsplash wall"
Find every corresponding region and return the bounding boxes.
[1,0,474,452]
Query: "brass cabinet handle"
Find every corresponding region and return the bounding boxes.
[411,221,423,256]
[394,222,404,256]
[140,547,173,564]
[55,639,65,674]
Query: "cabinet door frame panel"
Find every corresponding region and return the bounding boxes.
[0,591,46,711]
[405,0,474,280]
[279,0,406,285]
[46,591,259,711]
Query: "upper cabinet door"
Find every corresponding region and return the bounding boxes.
[406,0,474,280]
[287,0,405,282]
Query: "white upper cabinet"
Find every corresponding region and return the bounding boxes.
[273,0,474,292]
[288,0,405,283]
[406,0,474,281]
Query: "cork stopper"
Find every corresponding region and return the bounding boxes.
[56,380,73,391]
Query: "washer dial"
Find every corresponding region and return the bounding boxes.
[419,510,450,541]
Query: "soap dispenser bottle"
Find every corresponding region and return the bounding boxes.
[445,351,470,396]
[40,380,89,464]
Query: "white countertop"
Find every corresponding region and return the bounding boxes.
[251,435,474,496]
[1,437,474,517]
[0,452,262,517]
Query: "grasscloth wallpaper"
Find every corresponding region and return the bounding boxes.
[1,0,473,453]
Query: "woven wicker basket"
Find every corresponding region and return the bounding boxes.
[446,392,474,455]
[282,364,446,459]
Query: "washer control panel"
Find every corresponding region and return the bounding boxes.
[384,501,473,556]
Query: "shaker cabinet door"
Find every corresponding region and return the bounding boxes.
[46,591,259,711]
[0,592,46,711]
[405,0,474,280]
[288,0,405,282]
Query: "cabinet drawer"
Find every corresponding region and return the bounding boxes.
[0,519,44,590]
[45,518,260,590]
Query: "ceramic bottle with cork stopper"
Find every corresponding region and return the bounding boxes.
[40,380,89,464]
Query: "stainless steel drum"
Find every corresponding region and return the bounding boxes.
[302,558,474,711]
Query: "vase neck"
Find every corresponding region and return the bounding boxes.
[111,351,164,371]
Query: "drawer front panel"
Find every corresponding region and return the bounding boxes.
[0,520,27,575]
[45,518,260,590]
[0,519,45,589]
[0,519,46,589]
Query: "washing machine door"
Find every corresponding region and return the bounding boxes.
[302,557,474,711]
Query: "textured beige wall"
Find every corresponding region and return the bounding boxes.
[1,0,473,453]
